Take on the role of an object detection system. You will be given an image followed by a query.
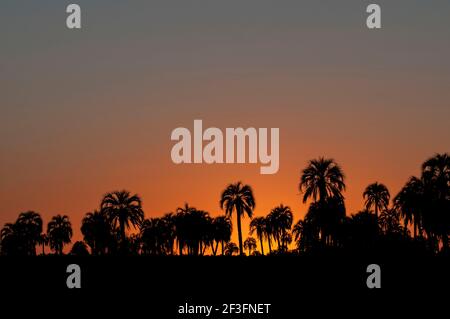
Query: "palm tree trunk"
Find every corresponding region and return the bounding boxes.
[268,237,272,253]
[179,240,183,256]
[375,206,379,230]
[236,211,244,256]
[413,219,417,238]
[259,237,264,255]
[221,240,225,255]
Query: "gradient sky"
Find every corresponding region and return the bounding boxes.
[1,1,449,246]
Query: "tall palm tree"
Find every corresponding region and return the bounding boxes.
[101,190,144,249]
[244,237,257,256]
[299,157,345,203]
[363,182,390,224]
[249,217,266,255]
[220,182,255,256]
[47,215,73,255]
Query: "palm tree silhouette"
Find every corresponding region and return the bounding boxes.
[249,216,266,255]
[220,182,255,256]
[161,213,176,255]
[244,237,257,255]
[81,210,113,255]
[363,182,390,225]
[0,211,43,255]
[421,153,450,250]
[224,242,239,256]
[394,177,424,238]
[0,223,16,255]
[174,203,196,255]
[293,218,318,253]
[267,204,293,251]
[38,233,48,255]
[101,190,144,252]
[17,211,43,255]
[379,208,402,234]
[47,215,73,255]
[212,216,232,256]
[299,157,345,203]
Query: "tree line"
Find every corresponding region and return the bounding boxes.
[1,153,448,256]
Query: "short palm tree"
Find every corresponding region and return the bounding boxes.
[363,182,390,223]
[101,190,144,247]
[16,211,43,255]
[243,237,257,256]
[249,216,266,255]
[212,216,232,256]
[224,242,239,256]
[47,215,73,255]
[394,176,424,238]
[220,182,255,256]
[81,210,112,255]
[267,204,293,250]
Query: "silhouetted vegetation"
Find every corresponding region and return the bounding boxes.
[1,153,448,256]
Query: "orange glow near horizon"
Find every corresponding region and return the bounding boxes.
[1,1,449,252]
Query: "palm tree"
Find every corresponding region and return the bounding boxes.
[292,219,312,253]
[394,177,424,238]
[299,157,345,203]
[244,237,257,256]
[421,153,449,201]
[81,210,113,255]
[379,208,402,234]
[38,233,48,255]
[0,211,43,256]
[101,190,144,250]
[267,204,293,251]
[224,242,239,256]
[249,217,266,255]
[421,153,450,250]
[264,217,274,254]
[161,213,176,255]
[363,182,390,224]
[212,216,232,256]
[174,203,197,255]
[47,215,73,255]
[16,211,43,255]
[0,223,16,255]
[220,182,255,256]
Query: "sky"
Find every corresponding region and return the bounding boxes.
[1,1,449,246]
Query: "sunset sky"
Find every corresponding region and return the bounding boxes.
[1,1,449,246]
